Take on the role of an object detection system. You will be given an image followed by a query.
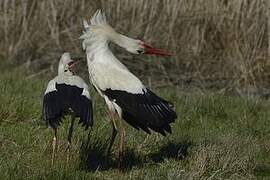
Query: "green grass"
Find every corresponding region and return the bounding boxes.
[0,66,269,179]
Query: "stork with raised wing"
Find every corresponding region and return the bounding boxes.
[80,10,177,167]
[42,52,93,165]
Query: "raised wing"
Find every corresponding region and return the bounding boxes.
[42,79,93,129]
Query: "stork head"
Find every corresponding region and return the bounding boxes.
[80,9,172,56]
[120,38,173,56]
[58,52,77,74]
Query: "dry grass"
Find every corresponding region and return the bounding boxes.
[188,136,258,179]
[0,0,269,94]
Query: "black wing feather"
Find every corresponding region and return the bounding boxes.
[42,83,93,129]
[71,94,93,129]
[104,88,177,136]
[42,91,63,129]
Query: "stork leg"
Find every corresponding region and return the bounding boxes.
[66,114,75,165]
[118,123,126,169]
[107,121,117,155]
[51,128,58,166]
[107,111,117,155]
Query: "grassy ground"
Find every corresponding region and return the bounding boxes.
[0,65,270,179]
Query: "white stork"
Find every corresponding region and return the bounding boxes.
[42,52,93,165]
[80,10,177,167]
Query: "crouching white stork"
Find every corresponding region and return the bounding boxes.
[42,52,93,165]
[80,10,177,167]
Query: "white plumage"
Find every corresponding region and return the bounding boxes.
[80,10,176,168]
[80,10,145,95]
[45,75,90,98]
[43,52,93,128]
[57,52,73,74]
[42,52,93,165]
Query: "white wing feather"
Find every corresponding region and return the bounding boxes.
[45,75,90,99]
[44,79,57,94]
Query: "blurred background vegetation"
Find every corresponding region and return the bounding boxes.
[0,0,269,97]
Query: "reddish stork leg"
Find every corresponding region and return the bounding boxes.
[107,121,117,155]
[51,128,58,166]
[107,111,118,155]
[66,114,75,166]
[118,123,126,169]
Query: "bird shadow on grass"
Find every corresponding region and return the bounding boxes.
[79,132,111,171]
[148,139,193,163]
[78,133,144,171]
[79,133,192,171]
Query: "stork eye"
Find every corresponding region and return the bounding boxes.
[137,49,144,54]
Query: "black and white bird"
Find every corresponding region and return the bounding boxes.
[80,10,177,167]
[42,52,93,165]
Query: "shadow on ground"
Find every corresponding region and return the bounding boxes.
[148,140,193,162]
[79,133,192,171]
[79,131,110,171]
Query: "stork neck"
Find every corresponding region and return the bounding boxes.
[58,63,64,75]
[111,34,135,50]
[85,40,111,65]
[85,40,109,54]
[85,38,127,70]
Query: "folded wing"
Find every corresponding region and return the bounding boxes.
[104,88,177,136]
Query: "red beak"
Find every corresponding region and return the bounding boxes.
[142,43,173,56]
[68,61,78,73]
